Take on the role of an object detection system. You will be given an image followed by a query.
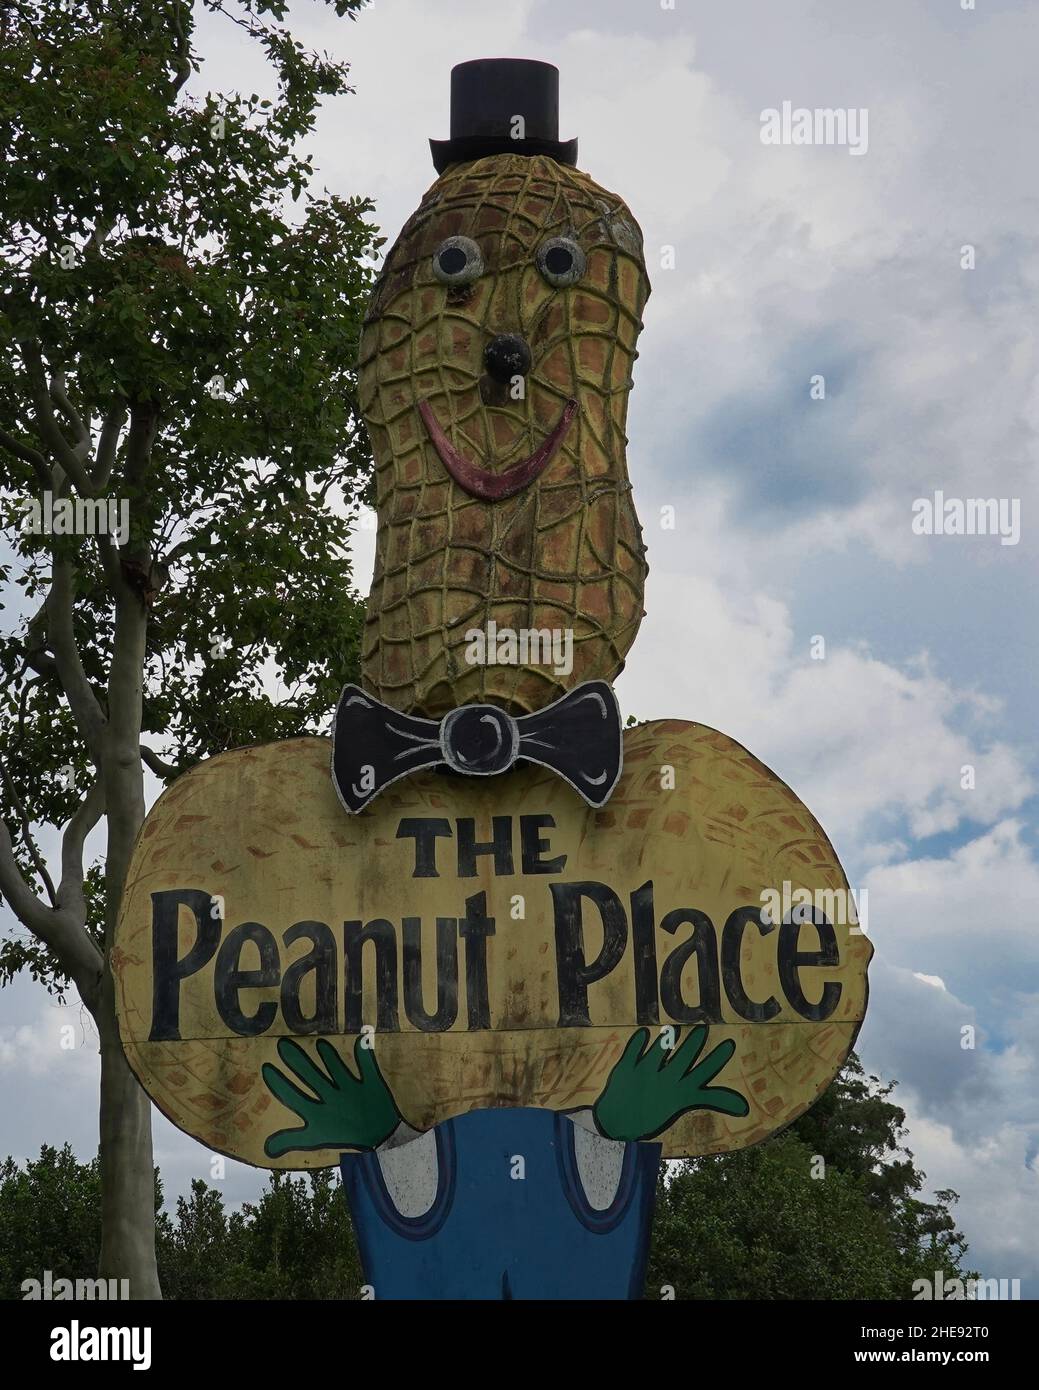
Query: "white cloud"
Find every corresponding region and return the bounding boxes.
[901,1106,1039,1287]
[0,1000,99,1083]
[615,564,1033,848]
[914,972,946,991]
[865,819,1039,992]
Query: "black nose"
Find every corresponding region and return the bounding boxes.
[483,333,531,384]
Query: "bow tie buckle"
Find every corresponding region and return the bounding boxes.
[440,704,520,775]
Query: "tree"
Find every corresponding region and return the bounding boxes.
[0,1144,104,1299]
[1,1058,970,1301]
[1,1145,363,1300]
[0,0,379,1297]
[174,1169,363,1299]
[156,1178,232,1301]
[645,1055,971,1299]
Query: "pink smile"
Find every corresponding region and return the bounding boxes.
[418,398,578,501]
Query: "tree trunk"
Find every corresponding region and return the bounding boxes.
[97,966,161,1298]
[97,559,161,1297]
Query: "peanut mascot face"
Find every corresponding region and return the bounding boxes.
[359,154,651,717]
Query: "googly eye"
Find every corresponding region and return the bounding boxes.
[536,236,586,288]
[431,236,483,286]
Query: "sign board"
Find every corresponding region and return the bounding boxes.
[114,721,870,1167]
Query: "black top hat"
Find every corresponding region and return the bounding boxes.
[430,58,578,173]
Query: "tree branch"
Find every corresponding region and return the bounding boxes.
[0,796,103,1014]
[95,528,123,589]
[48,371,90,456]
[169,0,193,94]
[15,673,44,744]
[0,427,50,489]
[0,812,58,939]
[56,778,105,913]
[160,530,216,569]
[141,745,179,779]
[125,399,160,484]
[47,555,108,761]
[20,603,60,683]
[18,340,97,493]
[0,762,57,906]
[93,402,126,488]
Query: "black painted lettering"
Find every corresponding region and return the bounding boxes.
[456,816,514,877]
[551,881,628,1027]
[722,906,781,1021]
[520,814,566,874]
[402,917,459,1031]
[458,891,495,1030]
[150,889,221,1041]
[280,920,338,1033]
[659,908,721,1024]
[344,918,400,1032]
[779,909,842,1021]
[396,818,452,878]
[214,921,280,1036]
[630,880,659,1025]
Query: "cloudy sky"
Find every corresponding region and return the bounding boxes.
[2,0,1037,1294]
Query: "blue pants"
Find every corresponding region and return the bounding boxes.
[341,1108,660,1300]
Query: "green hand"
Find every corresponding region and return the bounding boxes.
[262,1037,402,1157]
[593,1026,750,1142]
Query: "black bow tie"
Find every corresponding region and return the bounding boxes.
[331,681,623,814]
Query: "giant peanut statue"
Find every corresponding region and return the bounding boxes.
[358,149,650,715]
[114,59,870,1301]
